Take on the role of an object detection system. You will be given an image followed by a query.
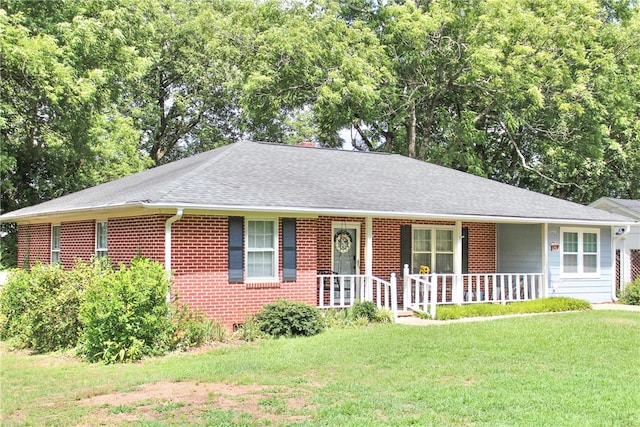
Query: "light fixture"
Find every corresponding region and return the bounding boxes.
[550,241,560,252]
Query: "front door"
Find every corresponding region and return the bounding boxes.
[332,224,359,301]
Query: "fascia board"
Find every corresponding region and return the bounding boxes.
[2,201,633,227]
[141,202,635,226]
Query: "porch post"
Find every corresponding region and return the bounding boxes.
[542,223,549,298]
[365,216,373,301]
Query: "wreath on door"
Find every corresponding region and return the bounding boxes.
[334,230,352,253]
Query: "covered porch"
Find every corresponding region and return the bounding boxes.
[313,216,547,320]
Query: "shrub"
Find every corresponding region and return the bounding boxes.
[79,257,173,363]
[351,301,377,321]
[0,262,95,352]
[374,308,394,323]
[620,278,640,306]
[235,316,264,341]
[171,301,226,350]
[255,300,324,338]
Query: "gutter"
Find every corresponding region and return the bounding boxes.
[164,208,184,302]
[2,201,631,227]
[611,225,632,301]
[141,202,633,227]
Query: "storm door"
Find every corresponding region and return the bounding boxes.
[332,223,360,301]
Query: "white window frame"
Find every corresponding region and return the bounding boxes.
[51,224,61,264]
[245,218,278,282]
[411,225,455,274]
[96,221,108,258]
[560,227,600,278]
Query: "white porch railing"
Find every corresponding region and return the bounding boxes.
[317,273,398,322]
[403,265,544,318]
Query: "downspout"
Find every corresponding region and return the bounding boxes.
[165,208,184,303]
[612,225,631,302]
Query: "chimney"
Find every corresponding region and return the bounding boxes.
[296,141,316,148]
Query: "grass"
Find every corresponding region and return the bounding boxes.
[2,310,640,426]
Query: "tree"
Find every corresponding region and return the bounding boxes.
[0,0,152,265]
[330,0,640,202]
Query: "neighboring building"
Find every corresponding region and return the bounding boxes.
[1,141,633,328]
[589,198,640,291]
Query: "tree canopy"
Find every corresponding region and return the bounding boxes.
[1,0,639,264]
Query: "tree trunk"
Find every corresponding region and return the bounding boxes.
[406,100,417,158]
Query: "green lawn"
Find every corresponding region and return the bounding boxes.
[2,310,640,426]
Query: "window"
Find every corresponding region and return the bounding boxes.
[96,221,108,258]
[561,228,599,276]
[412,226,454,274]
[246,219,277,280]
[51,225,61,264]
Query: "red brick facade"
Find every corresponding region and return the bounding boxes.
[109,215,166,266]
[464,222,497,273]
[16,214,497,329]
[17,223,51,267]
[60,220,96,268]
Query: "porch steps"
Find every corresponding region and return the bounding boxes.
[396,310,414,318]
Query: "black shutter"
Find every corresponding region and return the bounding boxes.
[400,225,412,272]
[228,216,244,282]
[282,218,297,281]
[462,227,469,274]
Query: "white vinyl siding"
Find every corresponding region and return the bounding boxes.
[51,225,61,264]
[246,219,277,280]
[561,228,599,277]
[96,221,108,258]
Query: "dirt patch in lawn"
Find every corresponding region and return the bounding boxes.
[77,380,314,425]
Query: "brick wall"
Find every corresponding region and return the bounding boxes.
[14,213,497,329]
[17,223,51,267]
[170,216,319,330]
[60,220,95,268]
[463,222,496,273]
[109,215,166,266]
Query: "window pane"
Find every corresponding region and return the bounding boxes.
[563,254,578,273]
[248,221,274,250]
[248,251,274,277]
[563,232,578,253]
[413,229,431,252]
[435,230,453,252]
[583,254,597,273]
[51,252,60,264]
[583,233,597,253]
[96,222,107,250]
[412,253,430,274]
[52,226,60,250]
[435,253,454,273]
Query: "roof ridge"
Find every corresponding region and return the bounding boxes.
[154,142,241,201]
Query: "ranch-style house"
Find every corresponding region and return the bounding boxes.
[1,140,633,328]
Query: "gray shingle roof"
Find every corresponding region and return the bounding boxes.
[1,140,632,224]
[589,197,640,221]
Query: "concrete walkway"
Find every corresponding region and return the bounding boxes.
[395,303,640,326]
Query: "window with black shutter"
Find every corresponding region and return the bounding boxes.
[228,216,244,282]
[282,218,297,281]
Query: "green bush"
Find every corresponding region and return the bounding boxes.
[620,279,640,305]
[255,299,324,338]
[171,301,226,350]
[351,301,377,321]
[235,315,264,341]
[374,308,394,323]
[0,262,95,352]
[79,257,173,363]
